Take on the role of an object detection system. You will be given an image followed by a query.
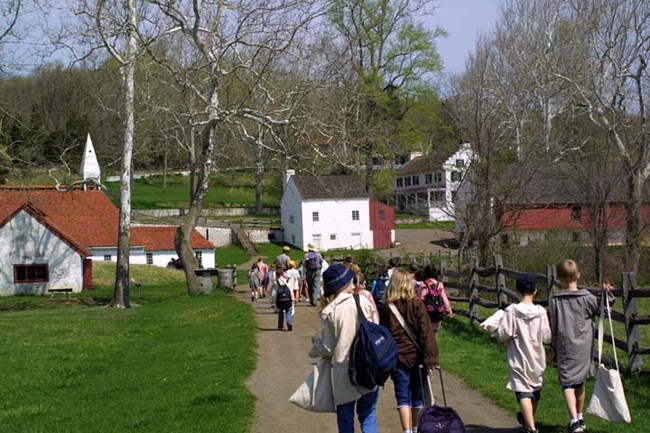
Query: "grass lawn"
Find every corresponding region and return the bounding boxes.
[0,263,256,433]
[105,173,282,210]
[438,315,648,433]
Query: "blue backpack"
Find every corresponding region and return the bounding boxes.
[371,277,388,309]
[349,295,398,389]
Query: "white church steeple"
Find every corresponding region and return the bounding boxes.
[80,133,101,182]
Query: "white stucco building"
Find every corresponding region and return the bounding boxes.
[0,203,91,295]
[393,142,474,221]
[281,172,374,251]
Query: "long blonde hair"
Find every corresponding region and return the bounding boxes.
[384,268,417,304]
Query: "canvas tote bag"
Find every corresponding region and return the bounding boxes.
[586,293,631,423]
[289,358,336,412]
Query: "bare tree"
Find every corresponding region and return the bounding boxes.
[146,0,320,294]
[557,0,650,272]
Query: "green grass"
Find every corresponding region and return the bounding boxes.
[0,263,256,433]
[105,173,282,210]
[438,315,648,433]
[396,220,455,230]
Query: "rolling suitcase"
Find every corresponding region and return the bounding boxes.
[418,366,467,433]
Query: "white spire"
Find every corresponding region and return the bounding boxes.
[80,133,101,181]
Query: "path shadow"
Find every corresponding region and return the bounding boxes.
[464,426,519,433]
[256,327,285,332]
[430,237,460,249]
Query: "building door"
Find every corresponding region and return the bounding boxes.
[312,234,322,251]
[351,232,361,249]
[82,258,93,290]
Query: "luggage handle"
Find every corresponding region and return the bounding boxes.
[419,365,447,407]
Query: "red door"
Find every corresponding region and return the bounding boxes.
[83,258,93,290]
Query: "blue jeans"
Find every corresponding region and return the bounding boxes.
[391,361,425,409]
[336,389,379,433]
[277,308,293,329]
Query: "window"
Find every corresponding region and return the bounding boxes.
[195,251,203,268]
[352,210,360,221]
[312,212,319,222]
[425,173,432,184]
[432,191,445,202]
[379,210,386,221]
[404,177,411,186]
[146,253,153,265]
[451,171,462,182]
[571,205,582,223]
[330,234,337,240]
[289,215,295,224]
[456,159,465,167]
[412,175,419,186]
[396,178,403,187]
[104,255,112,261]
[434,172,443,183]
[14,264,49,283]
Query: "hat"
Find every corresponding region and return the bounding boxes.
[283,246,290,252]
[323,264,354,297]
[307,243,316,251]
[516,275,536,294]
[289,260,296,268]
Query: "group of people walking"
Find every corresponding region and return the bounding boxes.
[250,248,615,433]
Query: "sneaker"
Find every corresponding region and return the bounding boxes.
[579,418,586,431]
[288,324,293,331]
[567,421,584,433]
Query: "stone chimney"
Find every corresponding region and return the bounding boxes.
[284,169,295,191]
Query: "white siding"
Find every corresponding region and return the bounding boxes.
[89,246,214,268]
[0,210,84,295]
[281,179,304,249]
[301,198,372,251]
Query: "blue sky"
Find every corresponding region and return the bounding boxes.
[425,0,503,74]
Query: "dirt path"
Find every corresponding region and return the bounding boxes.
[236,258,521,433]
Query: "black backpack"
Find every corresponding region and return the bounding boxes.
[423,281,445,322]
[349,295,398,389]
[275,283,293,310]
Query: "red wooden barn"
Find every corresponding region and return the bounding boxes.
[369,200,396,249]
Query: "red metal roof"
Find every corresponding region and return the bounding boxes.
[0,186,214,251]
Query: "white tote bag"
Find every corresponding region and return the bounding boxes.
[586,294,631,423]
[289,358,336,413]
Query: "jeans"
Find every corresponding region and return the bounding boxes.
[336,389,379,433]
[277,308,293,329]
[306,270,321,305]
[391,361,425,409]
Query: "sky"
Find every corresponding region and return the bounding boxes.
[425,0,503,75]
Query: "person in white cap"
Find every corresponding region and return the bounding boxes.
[275,245,291,271]
[303,243,324,305]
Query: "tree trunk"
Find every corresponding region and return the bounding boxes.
[255,133,264,214]
[176,208,201,294]
[624,168,643,273]
[111,0,137,308]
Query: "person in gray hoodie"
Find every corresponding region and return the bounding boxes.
[497,275,551,433]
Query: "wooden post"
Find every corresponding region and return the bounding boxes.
[546,264,556,304]
[469,258,480,324]
[623,272,643,371]
[440,260,448,283]
[495,255,507,309]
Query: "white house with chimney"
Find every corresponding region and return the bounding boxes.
[281,171,374,251]
[393,142,474,221]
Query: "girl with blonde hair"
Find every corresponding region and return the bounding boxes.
[379,268,438,433]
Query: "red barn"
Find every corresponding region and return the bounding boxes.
[369,200,396,249]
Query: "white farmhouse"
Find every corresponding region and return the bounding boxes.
[0,203,91,295]
[281,172,373,251]
[393,142,474,221]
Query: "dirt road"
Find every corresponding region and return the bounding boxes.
[237,268,520,433]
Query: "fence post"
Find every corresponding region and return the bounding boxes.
[545,265,556,304]
[469,258,480,324]
[440,260,448,283]
[623,272,643,372]
[494,255,507,309]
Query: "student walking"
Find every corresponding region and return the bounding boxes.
[309,263,379,433]
[286,260,301,302]
[256,258,269,299]
[248,262,261,302]
[271,268,294,331]
[275,245,291,271]
[303,243,324,306]
[418,264,453,332]
[496,275,551,433]
[548,260,615,433]
[379,268,438,433]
